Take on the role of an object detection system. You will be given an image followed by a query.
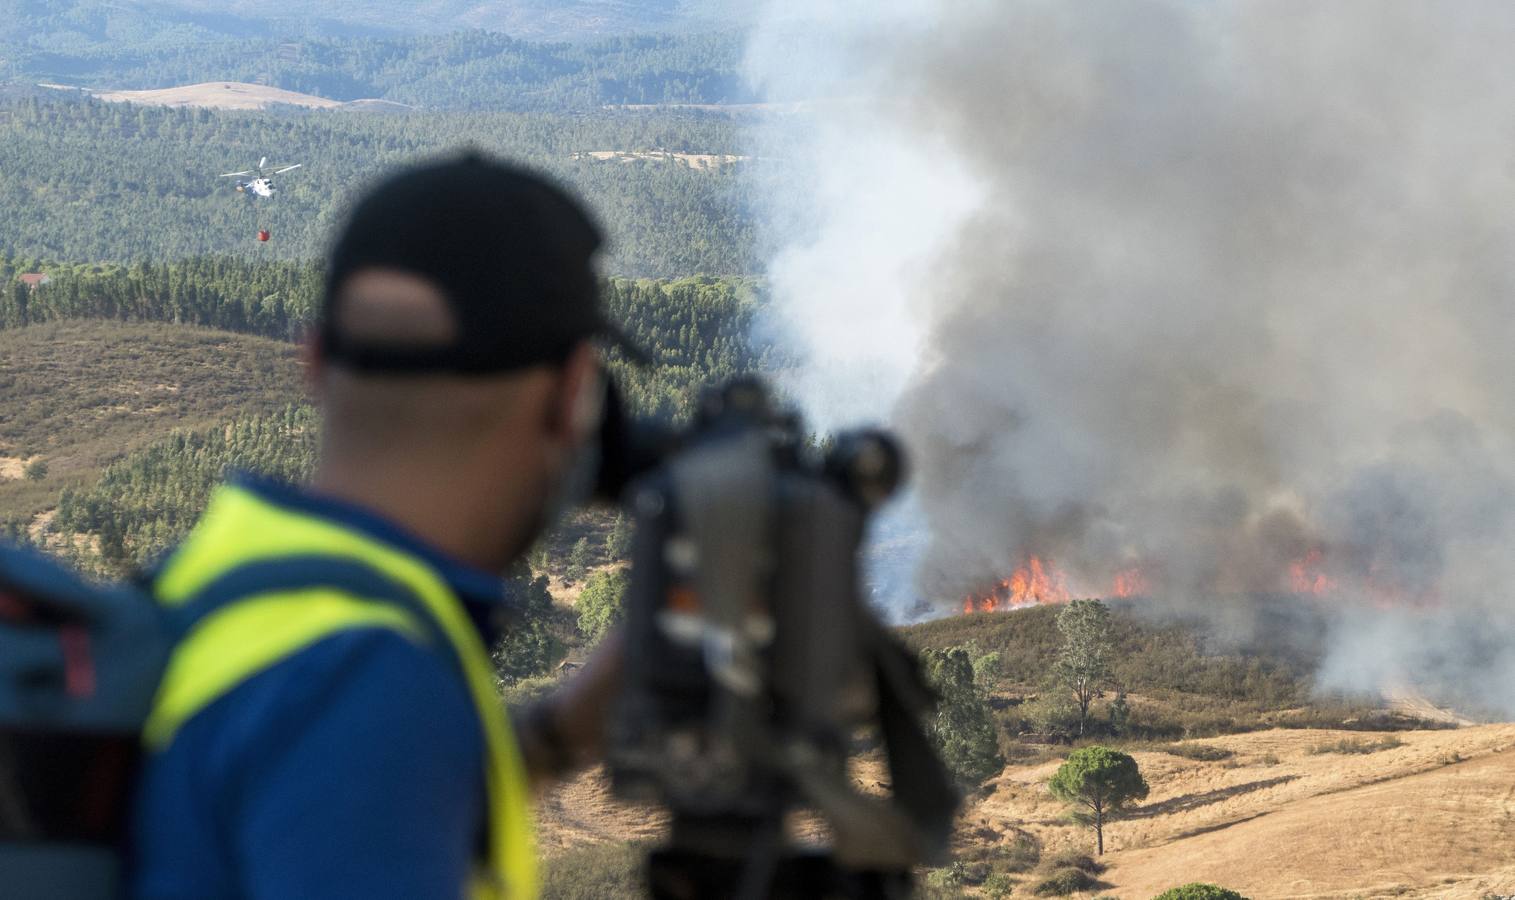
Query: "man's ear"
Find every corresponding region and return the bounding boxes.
[300,327,325,405]
[549,342,605,446]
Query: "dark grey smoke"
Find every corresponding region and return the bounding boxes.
[748,1,1515,715]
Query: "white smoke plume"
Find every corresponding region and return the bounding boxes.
[745,1,1515,715]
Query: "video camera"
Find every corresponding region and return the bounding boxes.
[597,377,960,900]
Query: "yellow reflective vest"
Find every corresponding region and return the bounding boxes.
[144,482,538,899]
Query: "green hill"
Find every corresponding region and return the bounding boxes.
[0,272,770,562]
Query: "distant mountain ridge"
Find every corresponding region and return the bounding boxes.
[1,0,754,44]
[3,4,755,111]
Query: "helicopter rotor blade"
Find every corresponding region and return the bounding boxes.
[220,171,255,177]
[272,164,302,174]
[259,156,267,170]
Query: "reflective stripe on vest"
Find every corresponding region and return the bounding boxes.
[146,483,538,900]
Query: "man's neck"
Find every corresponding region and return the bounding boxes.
[311,459,528,573]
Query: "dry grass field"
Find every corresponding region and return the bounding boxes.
[536,723,1515,898]
[91,81,343,110]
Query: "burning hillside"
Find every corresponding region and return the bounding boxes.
[753,1,1515,715]
[960,545,1441,616]
[959,557,1152,613]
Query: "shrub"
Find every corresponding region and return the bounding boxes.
[997,833,1042,873]
[1043,849,1104,875]
[923,867,964,891]
[23,457,47,481]
[1308,736,1404,755]
[576,567,629,644]
[1023,691,1083,739]
[972,649,1004,686]
[1152,883,1248,900]
[983,872,1017,899]
[1032,867,1095,896]
[1160,743,1234,761]
[499,674,558,709]
[491,566,565,684]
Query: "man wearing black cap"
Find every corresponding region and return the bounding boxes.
[129,154,628,900]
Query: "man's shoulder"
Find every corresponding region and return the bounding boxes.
[184,626,480,758]
[131,628,486,900]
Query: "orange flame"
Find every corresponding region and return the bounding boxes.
[1112,566,1149,598]
[961,556,1072,612]
[1288,549,1336,595]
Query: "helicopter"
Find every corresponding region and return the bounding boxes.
[220,157,302,198]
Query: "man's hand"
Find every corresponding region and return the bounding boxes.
[513,629,624,787]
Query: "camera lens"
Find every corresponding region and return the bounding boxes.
[826,430,905,508]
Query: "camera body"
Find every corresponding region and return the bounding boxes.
[603,378,955,899]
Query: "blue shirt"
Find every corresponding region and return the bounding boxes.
[129,477,515,900]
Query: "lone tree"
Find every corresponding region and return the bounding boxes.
[1048,745,1148,855]
[576,567,629,645]
[922,646,1004,789]
[1053,598,1115,736]
[565,535,592,583]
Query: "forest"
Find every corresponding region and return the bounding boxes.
[0,93,764,274]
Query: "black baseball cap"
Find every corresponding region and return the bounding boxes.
[320,151,646,374]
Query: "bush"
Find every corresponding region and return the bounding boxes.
[1043,850,1104,875]
[540,842,644,899]
[996,833,1042,873]
[1308,736,1404,755]
[972,649,1004,686]
[22,457,47,481]
[1023,691,1082,739]
[1032,867,1095,896]
[983,872,1017,898]
[576,567,629,644]
[1151,883,1248,900]
[499,674,558,709]
[491,566,565,684]
[923,867,965,892]
[1160,743,1235,761]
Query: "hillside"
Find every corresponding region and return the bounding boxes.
[534,725,1515,898]
[0,320,302,527]
[1090,726,1515,897]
